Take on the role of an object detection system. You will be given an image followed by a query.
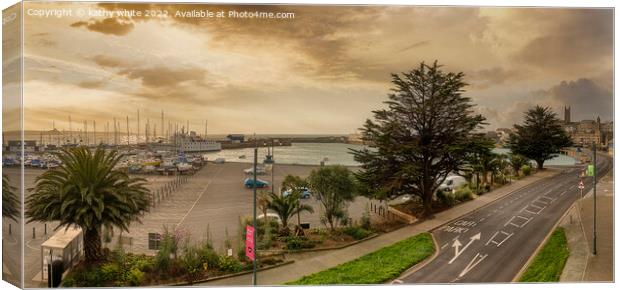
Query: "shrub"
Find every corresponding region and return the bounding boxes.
[181,245,204,283]
[342,226,372,240]
[197,242,220,270]
[218,256,244,273]
[128,255,154,273]
[522,165,532,176]
[436,190,456,206]
[61,277,76,287]
[126,268,145,286]
[360,205,371,230]
[454,186,473,202]
[100,262,121,282]
[285,236,316,250]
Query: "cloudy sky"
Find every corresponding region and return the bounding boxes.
[16,2,613,134]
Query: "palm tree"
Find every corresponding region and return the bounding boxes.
[281,175,308,229]
[494,154,510,184]
[478,152,499,186]
[26,146,150,263]
[266,191,313,235]
[508,153,529,177]
[2,174,19,221]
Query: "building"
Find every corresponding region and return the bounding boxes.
[5,140,41,153]
[562,107,613,147]
[226,134,245,143]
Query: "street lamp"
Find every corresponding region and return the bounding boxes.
[592,142,597,255]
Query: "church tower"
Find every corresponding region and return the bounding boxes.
[564,106,571,123]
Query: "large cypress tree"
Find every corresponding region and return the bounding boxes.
[351,61,486,217]
[508,106,573,170]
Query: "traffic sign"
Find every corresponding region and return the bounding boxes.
[587,165,595,176]
[578,180,584,190]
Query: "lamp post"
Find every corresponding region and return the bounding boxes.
[252,147,258,285]
[592,143,597,255]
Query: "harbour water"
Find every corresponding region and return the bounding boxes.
[204,143,578,166]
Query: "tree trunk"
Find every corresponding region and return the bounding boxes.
[536,160,544,170]
[422,191,434,217]
[83,226,102,263]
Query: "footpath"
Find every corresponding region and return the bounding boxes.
[197,169,559,286]
[560,169,613,282]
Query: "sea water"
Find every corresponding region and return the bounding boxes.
[203,143,577,166]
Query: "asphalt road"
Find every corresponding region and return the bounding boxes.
[402,153,612,283]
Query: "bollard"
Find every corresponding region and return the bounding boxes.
[8,224,11,235]
[33,227,36,239]
[44,223,47,235]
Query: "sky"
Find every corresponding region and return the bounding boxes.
[10,2,614,134]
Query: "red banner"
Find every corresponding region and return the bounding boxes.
[245,225,255,261]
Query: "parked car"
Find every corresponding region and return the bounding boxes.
[257,213,282,224]
[244,166,267,175]
[438,175,467,192]
[282,187,312,199]
[244,178,269,188]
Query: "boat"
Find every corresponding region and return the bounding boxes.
[149,131,221,153]
[239,155,246,159]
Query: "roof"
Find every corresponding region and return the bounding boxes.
[41,227,82,249]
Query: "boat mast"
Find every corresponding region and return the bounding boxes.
[137,109,140,145]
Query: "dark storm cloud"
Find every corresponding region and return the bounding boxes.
[514,9,612,72]
[534,78,613,121]
[70,17,134,36]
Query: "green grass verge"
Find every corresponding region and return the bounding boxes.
[519,227,569,282]
[286,232,435,285]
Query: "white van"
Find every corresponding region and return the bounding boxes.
[438,175,467,192]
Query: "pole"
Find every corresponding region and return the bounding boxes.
[252,147,258,286]
[592,143,597,255]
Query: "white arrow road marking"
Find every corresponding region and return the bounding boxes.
[448,232,481,264]
[458,253,488,278]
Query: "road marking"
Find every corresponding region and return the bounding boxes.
[176,166,224,227]
[458,252,488,278]
[391,279,403,284]
[441,243,449,250]
[448,232,481,264]
[504,215,533,228]
[537,196,555,204]
[485,231,514,247]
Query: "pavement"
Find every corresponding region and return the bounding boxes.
[401,153,612,283]
[580,168,614,281]
[560,163,613,282]
[195,167,559,285]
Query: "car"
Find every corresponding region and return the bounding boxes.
[256,213,282,224]
[244,178,269,188]
[438,175,467,192]
[244,166,267,175]
[282,187,312,199]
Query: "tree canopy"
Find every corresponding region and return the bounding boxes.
[351,61,486,216]
[508,106,572,169]
[307,165,356,230]
[2,174,20,222]
[26,146,150,262]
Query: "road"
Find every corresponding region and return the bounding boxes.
[402,153,612,283]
